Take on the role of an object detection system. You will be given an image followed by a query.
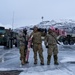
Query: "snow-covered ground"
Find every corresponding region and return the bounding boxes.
[0,43,75,75]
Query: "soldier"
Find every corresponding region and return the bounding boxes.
[8,28,13,48]
[44,28,59,65]
[23,28,29,63]
[30,26,44,65]
[18,30,29,65]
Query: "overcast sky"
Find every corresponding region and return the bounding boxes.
[0,0,75,29]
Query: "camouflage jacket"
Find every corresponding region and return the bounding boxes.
[44,32,58,45]
[17,32,29,46]
[30,31,42,44]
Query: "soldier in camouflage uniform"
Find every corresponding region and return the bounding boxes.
[44,28,59,65]
[18,30,29,65]
[30,26,44,65]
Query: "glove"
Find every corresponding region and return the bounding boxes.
[46,45,48,48]
[31,45,33,48]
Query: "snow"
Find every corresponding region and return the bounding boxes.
[14,20,75,35]
[0,42,75,75]
[60,57,75,63]
[1,20,75,75]
[19,70,71,75]
[18,42,75,75]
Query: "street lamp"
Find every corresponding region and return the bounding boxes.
[41,16,44,22]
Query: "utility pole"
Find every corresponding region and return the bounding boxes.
[12,12,14,31]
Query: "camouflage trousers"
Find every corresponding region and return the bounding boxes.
[19,45,26,61]
[33,43,44,63]
[48,44,58,56]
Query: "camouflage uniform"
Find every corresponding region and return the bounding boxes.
[30,27,44,65]
[44,29,59,65]
[18,31,28,65]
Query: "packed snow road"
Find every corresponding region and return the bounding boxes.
[0,43,75,75]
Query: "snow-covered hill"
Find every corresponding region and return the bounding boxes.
[14,20,75,34]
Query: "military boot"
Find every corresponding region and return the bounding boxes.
[40,58,44,65]
[40,63,44,65]
[40,60,44,65]
[54,55,59,65]
[21,58,25,65]
[47,55,51,65]
[34,60,37,65]
[25,61,29,64]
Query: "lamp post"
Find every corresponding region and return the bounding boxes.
[41,16,44,22]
